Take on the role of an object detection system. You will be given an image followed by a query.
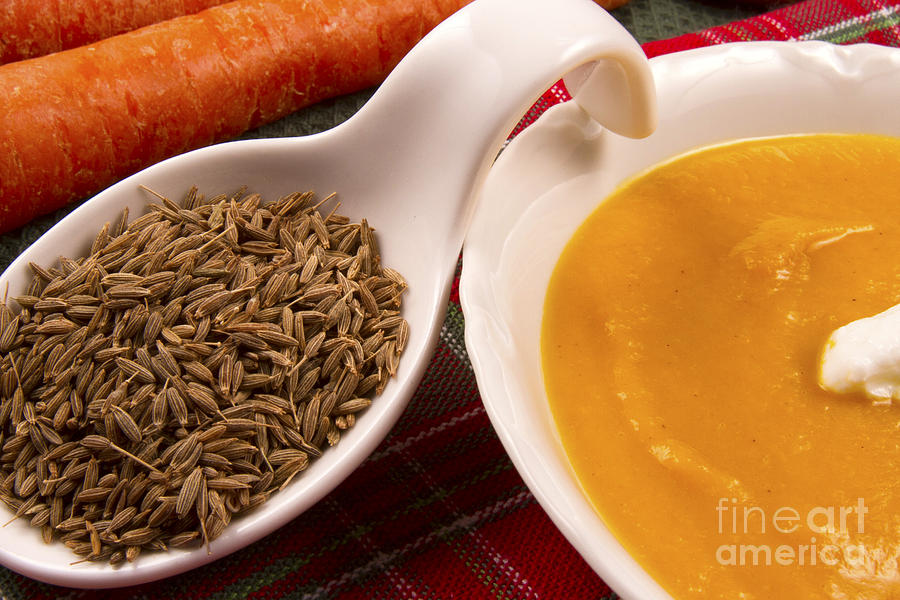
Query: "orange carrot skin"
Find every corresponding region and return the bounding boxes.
[0,0,473,234]
[0,0,236,64]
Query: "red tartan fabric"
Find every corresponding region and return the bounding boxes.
[642,0,900,56]
[2,1,899,599]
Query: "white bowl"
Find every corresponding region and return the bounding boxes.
[460,41,900,600]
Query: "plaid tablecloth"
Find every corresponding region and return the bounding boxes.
[1,0,899,598]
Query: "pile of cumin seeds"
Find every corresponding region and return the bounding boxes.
[0,186,409,565]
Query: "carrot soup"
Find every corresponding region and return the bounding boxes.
[541,134,900,598]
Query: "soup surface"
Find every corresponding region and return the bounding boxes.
[542,134,900,598]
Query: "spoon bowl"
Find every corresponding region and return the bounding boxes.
[0,0,656,588]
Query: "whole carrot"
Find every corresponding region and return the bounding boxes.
[0,0,473,234]
[1,0,237,64]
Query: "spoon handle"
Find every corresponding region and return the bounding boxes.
[335,0,656,265]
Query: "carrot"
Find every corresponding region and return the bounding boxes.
[0,0,474,234]
[0,0,240,64]
[2,0,630,66]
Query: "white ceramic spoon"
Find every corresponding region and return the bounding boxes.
[0,0,656,589]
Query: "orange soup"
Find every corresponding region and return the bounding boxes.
[541,134,900,598]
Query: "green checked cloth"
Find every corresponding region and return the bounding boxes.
[0,0,899,598]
